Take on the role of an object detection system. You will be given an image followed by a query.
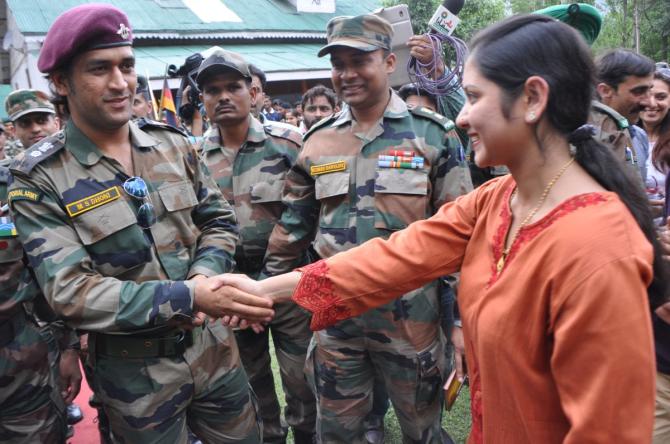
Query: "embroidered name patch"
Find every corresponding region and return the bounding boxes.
[8,188,43,204]
[66,186,121,218]
[310,161,347,176]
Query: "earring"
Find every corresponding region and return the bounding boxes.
[527,111,536,122]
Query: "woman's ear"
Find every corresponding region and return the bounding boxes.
[523,75,549,124]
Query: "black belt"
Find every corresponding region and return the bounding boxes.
[93,327,201,359]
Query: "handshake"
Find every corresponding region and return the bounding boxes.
[189,272,299,330]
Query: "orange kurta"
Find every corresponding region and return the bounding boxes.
[293,176,655,443]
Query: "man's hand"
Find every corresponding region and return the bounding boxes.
[193,274,274,322]
[407,35,445,79]
[452,325,467,381]
[59,349,82,404]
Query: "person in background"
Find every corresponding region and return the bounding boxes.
[259,13,472,443]
[640,68,670,216]
[593,49,654,177]
[197,48,316,444]
[6,90,61,151]
[0,125,7,160]
[132,74,154,119]
[300,84,338,132]
[283,108,300,129]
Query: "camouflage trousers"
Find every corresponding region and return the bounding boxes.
[89,321,261,443]
[0,312,67,444]
[235,301,316,443]
[307,285,446,444]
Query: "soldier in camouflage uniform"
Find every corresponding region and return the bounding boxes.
[261,15,473,443]
[196,49,316,444]
[8,4,272,443]
[5,89,60,152]
[0,162,68,443]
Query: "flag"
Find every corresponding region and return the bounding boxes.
[159,75,178,127]
[146,70,158,120]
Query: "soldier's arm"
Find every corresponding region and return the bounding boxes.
[10,172,196,332]
[187,147,238,278]
[261,153,319,276]
[430,127,474,209]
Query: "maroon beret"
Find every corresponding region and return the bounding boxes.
[38,3,133,73]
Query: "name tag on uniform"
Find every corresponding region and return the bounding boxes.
[310,161,347,176]
[66,186,121,218]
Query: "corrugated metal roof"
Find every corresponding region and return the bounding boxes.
[133,43,331,79]
[9,0,382,36]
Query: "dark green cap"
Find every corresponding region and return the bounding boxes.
[318,14,393,57]
[5,89,55,122]
[535,3,602,46]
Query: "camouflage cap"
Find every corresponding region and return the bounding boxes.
[5,89,55,122]
[318,14,393,58]
[196,48,251,88]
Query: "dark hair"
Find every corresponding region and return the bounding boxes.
[301,84,337,109]
[645,69,670,169]
[397,83,437,108]
[596,49,655,89]
[248,64,267,92]
[470,14,667,308]
[47,69,73,118]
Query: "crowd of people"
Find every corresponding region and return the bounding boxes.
[1,2,670,444]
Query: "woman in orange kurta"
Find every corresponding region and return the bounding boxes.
[217,15,666,443]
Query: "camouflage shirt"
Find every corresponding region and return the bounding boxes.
[8,120,238,333]
[262,90,473,275]
[5,139,24,159]
[199,115,301,276]
[589,100,634,163]
[0,162,40,322]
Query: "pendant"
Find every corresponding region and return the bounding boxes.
[496,253,506,273]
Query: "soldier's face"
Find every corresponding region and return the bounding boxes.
[132,94,153,119]
[201,72,255,127]
[54,46,136,131]
[602,74,653,123]
[457,60,528,168]
[330,48,395,110]
[14,112,60,148]
[641,78,670,128]
[303,95,334,130]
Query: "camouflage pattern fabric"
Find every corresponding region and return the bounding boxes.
[318,14,393,57]
[0,163,67,443]
[5,89,55,122]
[8,120,261,443]
[263,91,473,443]
[199,116,316,442]
[588,100,634,163]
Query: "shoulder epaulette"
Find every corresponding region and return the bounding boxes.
[263,123,303,147]
[0,164,9,184]
[10,132,65,175]
[135,117,188,137]
[591,100,629,130]
[303,113,339,142]
[408,106,456,132]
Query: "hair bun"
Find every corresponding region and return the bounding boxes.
[568,124,596,144]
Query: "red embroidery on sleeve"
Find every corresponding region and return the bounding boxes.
[293,260,352,330]
[488,192,609,287]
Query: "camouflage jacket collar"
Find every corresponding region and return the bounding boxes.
[332,89,410,128]
[65,120,159,166]
[201,115,267,153]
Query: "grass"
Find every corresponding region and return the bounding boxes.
[268,343,471,443]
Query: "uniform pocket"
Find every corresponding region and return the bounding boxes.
[71,199,151,276]
[414,339,445,412]
[374,168,429,231]
[315,172,349,229]
[250,180,284,204]
[157,181,198,212]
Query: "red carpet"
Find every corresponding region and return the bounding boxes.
[68,363,100,444]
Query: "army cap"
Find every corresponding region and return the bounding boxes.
[196,48,251,88]
[535,3,602,46]
[5,89,55,122]
[318,14,393,57]
[38,3,133,73]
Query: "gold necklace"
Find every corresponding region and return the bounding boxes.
[496,157,575,273]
